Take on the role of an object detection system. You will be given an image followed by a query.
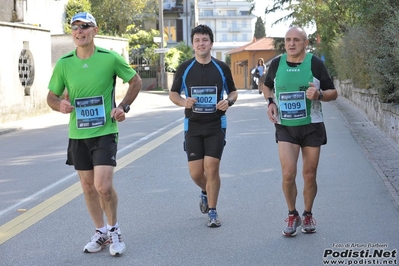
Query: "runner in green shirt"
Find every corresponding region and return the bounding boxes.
[263,26,338,237]
[47,12,142,256]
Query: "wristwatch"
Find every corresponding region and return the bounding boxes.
[227,99,235,106]
[122,104,130,113]
[318,90,324,100]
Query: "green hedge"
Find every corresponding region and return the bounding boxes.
[332,10,399,103]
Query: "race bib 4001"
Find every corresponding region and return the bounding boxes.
[75,96,106,129]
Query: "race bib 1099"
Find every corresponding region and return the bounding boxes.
[279,91,307,119]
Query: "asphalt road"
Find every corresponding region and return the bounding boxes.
[0,90,398,266]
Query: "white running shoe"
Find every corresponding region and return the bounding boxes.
[108,227,126,256]
[83,230,110,253]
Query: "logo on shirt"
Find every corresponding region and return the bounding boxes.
[82,63,89,68]
[287,68,300,72]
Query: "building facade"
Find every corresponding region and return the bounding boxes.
[162,0,256,62]
[197,0,256,61]
[227,38,279,89]
[0,0,69,34]
[162,0,198,46]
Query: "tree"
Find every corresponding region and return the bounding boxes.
[89,0,156,36]
[164,48,182,72]
[164,42,193,73]
[254,17,266,39]
[64,0,92,34]
[264,0,359,74]
[247,0,256,16]
[124,28,161,65]
[173,42,193,65]
[265,0,399,102]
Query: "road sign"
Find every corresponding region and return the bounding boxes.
[154,48,170,54]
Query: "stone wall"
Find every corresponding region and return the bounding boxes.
[51,35,129,66]
[335,79,399,145]
[0,22,52,123]
[0,23,133,124]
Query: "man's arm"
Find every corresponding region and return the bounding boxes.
[169,91,197,109]
[47,90,74,114]
[320,89,338,101]
[216,90,238,111]
[117,74,142,109]
[262,85,274,101]
[112,73,142,122]
[307,84,338,102]
[227,90,238,103]
[263,85,278,124]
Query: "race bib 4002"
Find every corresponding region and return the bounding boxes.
[191,86,218,113]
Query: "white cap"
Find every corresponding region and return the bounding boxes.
[70,12,97,26]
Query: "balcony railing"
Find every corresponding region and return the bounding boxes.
[229,27,240,32]
[199,12,252,17]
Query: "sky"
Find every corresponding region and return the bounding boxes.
[253,0,315,38]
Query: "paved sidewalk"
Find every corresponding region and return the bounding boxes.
[332,97,399,208]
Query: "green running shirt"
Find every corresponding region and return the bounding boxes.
[48,46,136,139]
[275,53,324,126]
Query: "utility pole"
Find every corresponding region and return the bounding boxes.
[159,0,166,91]
[194,0,199,26]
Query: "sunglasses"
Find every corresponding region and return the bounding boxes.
[71,23,94,30]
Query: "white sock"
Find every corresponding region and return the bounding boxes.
[96,226,107,234]
[107,222,119,231]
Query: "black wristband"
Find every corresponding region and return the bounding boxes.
[267,97,274,104]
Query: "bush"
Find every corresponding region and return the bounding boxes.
[331,26,372,90]
[369,11,399,103]
[331,2,399,103]
[332,17,399,103]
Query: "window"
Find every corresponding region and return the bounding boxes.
[203,10,213,16]
[232,21,237,28]
[227,10,235,16]
[222,34,227,41]
[164,19,177,42]
[232,34,237,41]
[222,21,227,28]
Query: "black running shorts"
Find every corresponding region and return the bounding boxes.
[184,127,226,161]
[275,123,327,147]
[66,133,118,170]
